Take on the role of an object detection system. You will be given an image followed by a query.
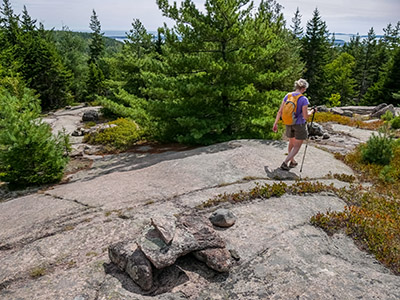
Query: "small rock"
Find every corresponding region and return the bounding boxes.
[316,105,329,112]
[330,107,344,115]
[108,241,135,271]
[322,133,330,140]
[308,122,324,137]
[108,241,153,291]
[151,216,176,244]
[125,248,153,291]
[71,128,84,136]
[209,209,236,228]
[82,110,99,122]
[193,248,232,273]
[342,110,353,117]
[229,249,241,261]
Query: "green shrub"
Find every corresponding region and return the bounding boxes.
[84,118,141,152]
[328,93,341,108]
[0,79,69,187]
[381,110,394,121]
[361,131,393,165]
[390,116,400,130]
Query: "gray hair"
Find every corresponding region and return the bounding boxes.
[294,78,309,90]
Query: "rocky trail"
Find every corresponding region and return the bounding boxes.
[0,105,399,300]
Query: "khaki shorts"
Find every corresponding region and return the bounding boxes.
[285,124,308,140]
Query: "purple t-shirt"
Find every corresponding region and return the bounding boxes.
[283,92,310,124]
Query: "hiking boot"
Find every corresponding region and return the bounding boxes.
[289,161,298,168]
[280,162,290,171]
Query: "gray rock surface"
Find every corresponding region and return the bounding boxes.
[1,105,400,299]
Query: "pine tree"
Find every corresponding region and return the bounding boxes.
[53,26,89,101]
[0,3,72,110]
[301,8,331,105]
[142,0,302,144]
[364,47,400,105]
[86,9,105,101]
[0,0,19,45]
[21,5,36,32]
[291,7,303,39]
[16,24,72,110]
[88,9,104,64]
[96,19,155,131]
[324,52,356,105]
[0,78,69,187]
[355,28,380,101]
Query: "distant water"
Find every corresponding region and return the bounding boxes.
[103,30,382,46]
[104,30,157,42]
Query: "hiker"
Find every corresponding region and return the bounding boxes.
[272,78,316,171]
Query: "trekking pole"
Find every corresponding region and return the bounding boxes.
[300,106,316,174]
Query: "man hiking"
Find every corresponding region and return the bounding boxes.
[272,78,316,171]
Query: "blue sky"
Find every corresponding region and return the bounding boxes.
[9,0,400,35]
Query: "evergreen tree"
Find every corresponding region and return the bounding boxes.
[355,28,380,101]
[324,52,356,105]
[0,78,69,187]
[20,5,35,32]
[0,0,19,45]
[16,25,72,110]
[54,26,89,101]
[142,0,301,144]
[86,9,105,101]
[291,7,303,39]
[88,9,104,64]
[382,22,400,50]
[97,19,157,133]
[364,46,400,105]
[301,8,331,104]
[0,3,72,110]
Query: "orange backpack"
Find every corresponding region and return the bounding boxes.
[281,93,303,125]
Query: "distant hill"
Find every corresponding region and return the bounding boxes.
[101,30,383,46]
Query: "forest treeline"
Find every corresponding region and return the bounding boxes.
[1,0,399,146]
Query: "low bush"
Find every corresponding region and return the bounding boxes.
[313,134,400,275]
[390,116,400,130]
[84,118,142,152]
[313,112,383,130]
[361,131,394,165]
[381,110,394,121]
